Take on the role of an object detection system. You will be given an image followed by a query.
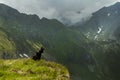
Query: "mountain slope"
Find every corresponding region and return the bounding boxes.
[73,2,120,40]
[0,3,96,80]
[0,29,16,59]
[71,2,120,80]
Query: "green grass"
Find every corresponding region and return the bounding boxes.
[0,59,70,80]
[0,30,16,52]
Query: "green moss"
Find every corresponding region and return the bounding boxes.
[0,59,70,80]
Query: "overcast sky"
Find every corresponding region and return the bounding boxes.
[0,0,119,24]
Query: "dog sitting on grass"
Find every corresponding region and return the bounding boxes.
[32,47,45,61]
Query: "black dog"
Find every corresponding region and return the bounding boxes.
[32,47,45,61]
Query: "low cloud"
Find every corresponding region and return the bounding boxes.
[0,0,119,24]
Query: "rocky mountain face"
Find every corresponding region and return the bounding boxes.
[71,2,120,80]
[74,2,120,41]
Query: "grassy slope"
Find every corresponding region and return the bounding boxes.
[0,59,70,80]
[0,30,16,51]
[0,30,16,58]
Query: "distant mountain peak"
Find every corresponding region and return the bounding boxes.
[0,3,17,11]
[41,17,49,21]
[0,3,19,16]
[92,2,120,17]
[40,17,63,25]
[114,2,120,6]
[109,2,120,9]
[0,3,8,7]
